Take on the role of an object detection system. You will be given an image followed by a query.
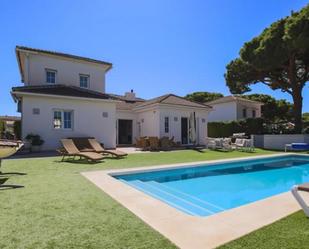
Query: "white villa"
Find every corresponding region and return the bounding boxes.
[206,96,263,122]
[11,46,212,150]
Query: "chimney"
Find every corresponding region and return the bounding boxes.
[125,89,136,100]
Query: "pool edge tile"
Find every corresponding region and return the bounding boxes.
[81,153,307,249]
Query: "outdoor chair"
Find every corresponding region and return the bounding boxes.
[206,137,217,150]
[207,138,224,150]
[58,139,104,162]
[243,139,255,152]
[233,138,244,150]
[222,138,233,151]
[169,136,177,147]
[88,138,127,158]
[233,138,254,152]
[160,136,171,151]
[135,137,143,148]
[149,136,160,151]
[140,137,149,151]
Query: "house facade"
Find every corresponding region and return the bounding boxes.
[206,96,263,122]
[11,46,211,150]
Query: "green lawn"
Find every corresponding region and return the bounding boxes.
[219,211,309,249]
[2,148,302,249]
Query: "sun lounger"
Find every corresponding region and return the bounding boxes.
[0,140,24,174]
[88,139,127,158]
[291,183,309,217]
[59,139,104,162]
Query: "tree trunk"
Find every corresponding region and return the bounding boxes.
[292,87,303,133]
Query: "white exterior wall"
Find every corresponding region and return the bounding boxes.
[208,101,262,122]
[116,111,138,144]
[25,54,107,93]
[158,106,209,145]
[260,134,309,150]
[207,102,237,122]
[21,95,116,150]
[137,109,160,137]
[236,101,262,119]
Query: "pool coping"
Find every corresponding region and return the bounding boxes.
[81,153,309,249]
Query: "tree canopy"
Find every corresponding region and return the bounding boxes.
[225,4,309,132]
[303,112,309,121]
[185,92,223,103]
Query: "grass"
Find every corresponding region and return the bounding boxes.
[219,211,309,249]
[0,148,282,249]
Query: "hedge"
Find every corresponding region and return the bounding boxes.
[208,118,264,138]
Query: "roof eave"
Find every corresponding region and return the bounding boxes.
[15,49,24,83]
[15,46,113,70]
[11,91,121,103]
[133,102,212,112]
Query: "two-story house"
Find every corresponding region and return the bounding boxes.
[11,46,212,150]
[206,96,263,122]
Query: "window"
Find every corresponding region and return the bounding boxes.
[53,110,73,129]
[53,111,62,129]
[242,108,247,118]
[80,74,89,88]
[252,110,256,118]
[63,111,72,129]
[164,117,169,133]
[46,69,56,84]
[32,108,40,115]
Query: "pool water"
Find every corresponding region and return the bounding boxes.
[114,155,309,216]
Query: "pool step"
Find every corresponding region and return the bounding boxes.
[125,180,215,216]
[147,181,223,213]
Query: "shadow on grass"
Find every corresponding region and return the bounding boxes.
[54,159,103,165]
[0,177,24,190]
[54,155,126,165]
[208,149,258,153]
[0,172,27,176]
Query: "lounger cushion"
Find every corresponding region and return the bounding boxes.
[291,143,309,150]
[105,149,127,156]
[79,152,105,160]
[297,183,309,192]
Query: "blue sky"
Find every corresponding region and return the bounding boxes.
[1,0,308,116]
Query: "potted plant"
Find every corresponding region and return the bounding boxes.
[25,134,44,152]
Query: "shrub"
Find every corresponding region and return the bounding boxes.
[14,120,21,139]
[208,118,264,137]
[25,134,44,146]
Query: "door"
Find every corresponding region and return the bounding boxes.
[118,119,133,145]
[181,117,188,144]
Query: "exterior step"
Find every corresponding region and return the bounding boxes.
[147,181,224,213]
[124,180,215,216]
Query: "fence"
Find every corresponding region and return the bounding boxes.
[252,134,309,150]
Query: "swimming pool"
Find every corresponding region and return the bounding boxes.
[114,155,309,216]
